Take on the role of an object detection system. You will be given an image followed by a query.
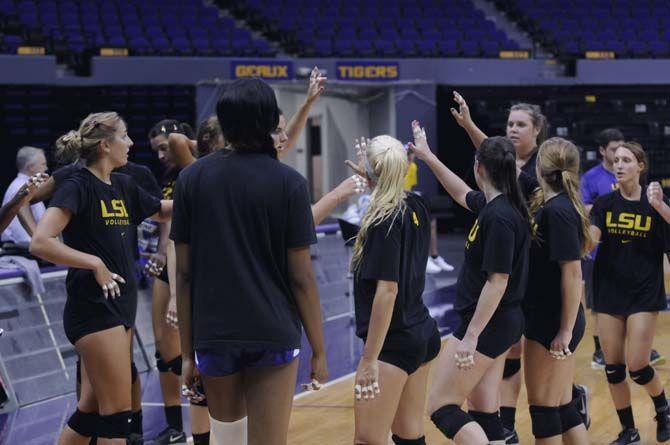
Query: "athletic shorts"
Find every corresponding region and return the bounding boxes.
[63,296,133,344]
[581,258,594,309]
[524,304,585,353]
[376,317,441,375]
[195,346,300,377]
[454,306,524,359]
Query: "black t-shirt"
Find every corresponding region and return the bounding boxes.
[170,150,317,351]
[456,192,530,313]
[353,193,431,338]
[518,170,540,202]
[591,190,670,313]
[520,149,538,178]
[525,194,582,315]
[161,167,180,200]
[49,169,161,326]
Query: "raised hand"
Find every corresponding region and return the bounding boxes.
[450,91,473,129]
[408,120,432,161]
[307,66,327,103]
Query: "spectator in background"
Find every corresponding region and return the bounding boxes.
[2,146,48,245]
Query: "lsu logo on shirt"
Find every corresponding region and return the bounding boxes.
[605,211,651,238]
[412,211,419,226]
[100,199,130,226]
[465,220,480,249]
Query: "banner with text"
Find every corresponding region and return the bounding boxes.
[335,61,400,81]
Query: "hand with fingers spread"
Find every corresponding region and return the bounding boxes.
[344,136,372,178]
[16,172,49,204]
[93,260,126,299]
[307,66,327,104]
[143,251,166,277]
[333,174,368,204]
[454,334,477,371]
[181,357,206,404]
[166,297,178,329]
[550,329,572,361]
[648,181,664,209]
[408,120,432,162]
[354,357,380,401]
[450,91,473,129]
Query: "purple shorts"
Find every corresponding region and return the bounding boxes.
[195,346,300,377]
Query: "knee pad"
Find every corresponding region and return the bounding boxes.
[391,434,426,444]
[503,358,521,379]
[430,404,473,439]
[166,355,182,376]
[131,361,138,384]
[468,410,505,441]
[190,396,208,407]
[67,409,100,437]
[209,415,247,445]
[605,364,627,384]
[529,405,562,439]
[560,402,583,433]
[98,411,132,439]
[630,365,655,386]
[156,351,169,373]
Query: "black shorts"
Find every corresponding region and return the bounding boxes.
[581,258,594,309]
[375,317,441,375]
[63,296,133,344]
[524,305,585,353]
[454,306,524,359]
[156,267,169,284]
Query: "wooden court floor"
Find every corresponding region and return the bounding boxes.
[288,309,670,444]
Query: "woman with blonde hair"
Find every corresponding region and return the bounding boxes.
[523,137,592,444]
[352,135,440,445]
[30,112,173,444]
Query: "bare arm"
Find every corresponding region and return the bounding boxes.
[464,272,509,339]
[311,175,365,225]
[361,280,397,361]
[589,225,601,245]
[17,204,37,236]
[150,201,173,223]
[168,133,197,169]
[287,246,328,383]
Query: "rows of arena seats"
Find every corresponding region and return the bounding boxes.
[0,0,276,57]
[496,0,670,58]
[219,0,521,57]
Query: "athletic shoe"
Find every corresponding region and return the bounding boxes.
[591,349,605,369]
[147,428,186,445]
[573,384,591,429]
[609,428,641,445]
[432,255,455,272]
[651,349,666,366]
[503,428,519,445]
[127,433,144,445]
[426,257,442,274]
[656,408,670,442]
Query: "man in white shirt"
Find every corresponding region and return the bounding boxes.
[2,146,47,245]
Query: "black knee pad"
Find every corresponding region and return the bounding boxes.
[391,434,426,444]
[131,361,138,384]
[605,364,627,384]
[560,401,583,433]
[529,405,562,439]
[190,397,208,407]
[166,355,182,376]
[98,411,132,438]
[430,404,474,439]
[155,351,169,373]
[503,358,521,379]
[630,365,655,386]
[67,409,100,437]
[469,410,505,441]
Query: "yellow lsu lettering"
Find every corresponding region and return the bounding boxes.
[412,211,419,226]
[605,212,651,231]
[337,65,398,79]
[100,199,129,218]
[235,65,289,78]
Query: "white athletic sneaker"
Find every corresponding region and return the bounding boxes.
[432,255,455,272]
[426,257,442,274]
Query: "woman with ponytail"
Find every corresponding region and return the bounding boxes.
[351,135,440,445]
[410,121,530,445]
[523,138,592,444]
[29,112,173,444]
[590,142,670,445]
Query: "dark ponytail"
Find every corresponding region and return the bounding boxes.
[476,136,531,224]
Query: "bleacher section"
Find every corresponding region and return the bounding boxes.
[496,0,670,58]
[218,0,522,57]
[0,0,276,57]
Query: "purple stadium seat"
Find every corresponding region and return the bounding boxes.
[460,41,480,57]
[438,40,460,57]
[649,40,670,57]
[374,40,395,57]
[333,39,356,56]
[395,40,417,57]
[627,41,648,57]
[314,39,333,57]
[355,40,375,56]
[481,40,499,57]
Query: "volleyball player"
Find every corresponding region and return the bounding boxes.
[410,121,530,444]
[349,135,440,445]
[524,138,592,444]
[29,112,172,444]
[590,142,670,445]
[172,78,328,445]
